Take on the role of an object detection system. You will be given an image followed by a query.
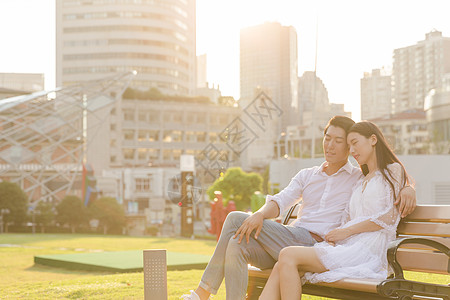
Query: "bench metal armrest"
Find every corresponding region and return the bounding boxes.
[282,203,299,225]
[387,237,450,279]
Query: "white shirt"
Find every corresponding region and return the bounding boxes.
[266,161,362,238]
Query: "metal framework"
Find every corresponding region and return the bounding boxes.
[0,72,135,203]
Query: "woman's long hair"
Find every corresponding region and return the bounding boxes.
[348,121,411,199]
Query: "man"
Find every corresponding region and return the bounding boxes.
[182,116,416,300]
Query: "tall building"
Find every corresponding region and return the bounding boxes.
[298,71,329,125]
[392,30,450,113]
[56,0,196,95]
[240,22,298,132]
[360,69,392,120]
[275,72,351,159]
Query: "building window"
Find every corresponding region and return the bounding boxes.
[149,130,159,142]
[173,113,183,123]
[138,148,147,160]
[163,130,182,142]
[124,109,134,121]
[197,113,206,123]
[163,149,171,160]
[149,111,159,123]
[124,148,135,159]
[209,132,217,143]
[124,130,134,140]
[172,130,182,142]
[209,115,219,125]
[186,131,195,142]
[163,130,172,142]
[149,149,159,159]
[173,149,181,161]
[135,178,150,192]
[219,115,228,126]
[186,113,194,124]
[163,112,172,123]
[197,132,206,142]
[138,130,146,141]
[138,112,147,122]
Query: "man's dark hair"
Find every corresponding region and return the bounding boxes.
[323,116,355,135]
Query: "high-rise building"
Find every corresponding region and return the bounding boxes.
[392,30,450,113]
[298,71,329,125]
[56,0,196,95]
[360,69,392,120]
[240,22,298,132]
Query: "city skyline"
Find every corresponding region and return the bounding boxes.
[1,0,450,121]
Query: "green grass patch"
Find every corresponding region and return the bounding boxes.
[0,233,448,299]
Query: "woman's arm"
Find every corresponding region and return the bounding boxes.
[325,220,381,245]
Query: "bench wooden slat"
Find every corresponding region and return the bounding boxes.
[248,269,381,293]
[397,249,449,274]
[403,205,450,223]
[397,222,450,237]
[312,278,381,294]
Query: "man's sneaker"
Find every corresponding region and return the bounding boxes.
[180,290,200,300]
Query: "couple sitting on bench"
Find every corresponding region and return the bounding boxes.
[182,116,417,300]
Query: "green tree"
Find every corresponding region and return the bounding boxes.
[0,181,28,232]
[56,195,88,233]
[35,201,55,233]
[207,167,263,211]
[89,196,126,234]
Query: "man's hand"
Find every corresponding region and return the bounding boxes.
[324,228,351,246]
[233,211,264,244]
[395,186,416,218]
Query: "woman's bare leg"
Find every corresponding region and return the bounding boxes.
[259,262,281,300]
[278,246,327,300]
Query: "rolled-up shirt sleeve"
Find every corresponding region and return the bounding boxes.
[265,170,305,214]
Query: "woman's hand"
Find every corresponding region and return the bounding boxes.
[324,228,352,246]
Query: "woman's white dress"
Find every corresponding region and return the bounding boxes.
[304,163,403,283]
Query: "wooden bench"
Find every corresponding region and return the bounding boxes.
[247,205,450,300]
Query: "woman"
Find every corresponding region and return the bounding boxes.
[259,121,412,300]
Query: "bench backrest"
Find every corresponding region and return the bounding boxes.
[396,205,450,275]
[282,204,450,275]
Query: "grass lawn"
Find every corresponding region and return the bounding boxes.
[0,233,448,299]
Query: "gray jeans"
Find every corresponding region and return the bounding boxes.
[199,211,316,300]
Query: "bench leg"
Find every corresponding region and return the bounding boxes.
[246,277,266,300]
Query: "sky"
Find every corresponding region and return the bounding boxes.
[1,1,450,121]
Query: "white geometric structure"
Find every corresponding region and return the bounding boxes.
[0,72,135,203]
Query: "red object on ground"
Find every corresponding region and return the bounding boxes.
[208,191,235,241]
